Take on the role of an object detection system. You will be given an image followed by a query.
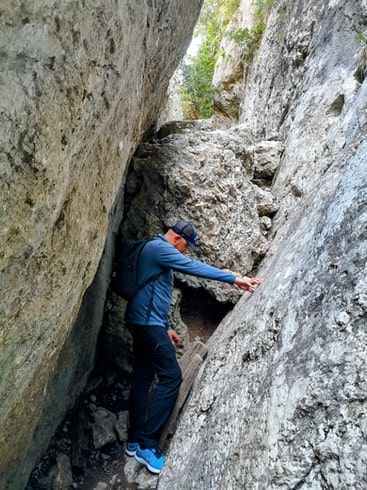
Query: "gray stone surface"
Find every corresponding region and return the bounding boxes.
[212,0,256,128]
[0,1,203,488]
[158,0,367,488]
[49,453,73,490]
[115,410,129,443]
[2,0,366,488]
[122,128,282,303]
[159,142,367,489]
[157,71,184,130]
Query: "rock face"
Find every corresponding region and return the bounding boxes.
[121,122,282,302]
[160,143,367,490]
[157,71,184,129]
[0,1,203,488]
[212,0,256,128]
[158,0,367,488]
[2,0,367,488]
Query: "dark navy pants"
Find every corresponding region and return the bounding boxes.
[128,325,182,449]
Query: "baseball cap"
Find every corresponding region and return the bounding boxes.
[171,220,199,251]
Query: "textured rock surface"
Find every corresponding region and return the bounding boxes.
[157,71,184,129]
[160,143,367,490]
[121,123,282,302]
[0,1,202,488]
[212,0,256,128]
[2,0,366,488]
[158,0,367,488]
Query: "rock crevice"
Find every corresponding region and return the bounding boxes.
[1,0,367,488]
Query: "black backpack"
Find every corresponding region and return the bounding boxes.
[111,238,163,301]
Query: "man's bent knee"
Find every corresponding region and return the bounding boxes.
[160,366,182,391]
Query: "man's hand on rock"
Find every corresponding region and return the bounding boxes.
[234,276,262,293]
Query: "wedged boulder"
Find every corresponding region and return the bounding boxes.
[121,126,282,303]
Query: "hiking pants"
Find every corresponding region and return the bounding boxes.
[128,324,182,449]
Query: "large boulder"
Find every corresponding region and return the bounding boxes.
[121,123,282,303]
[0,1,203,488]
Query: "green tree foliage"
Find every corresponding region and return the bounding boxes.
[226,0,279,62]
[227,22,266,62]
[180,0,280,119]
[180,0,240,119]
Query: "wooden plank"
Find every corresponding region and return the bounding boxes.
[178,340,208,373]
[159,341,208,451]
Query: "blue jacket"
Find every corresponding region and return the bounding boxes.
[124,234,236,329]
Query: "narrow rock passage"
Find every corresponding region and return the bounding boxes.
[27,289,231,490]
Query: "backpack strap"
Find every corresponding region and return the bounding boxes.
[134,237,165,298]
[135,237,166,321]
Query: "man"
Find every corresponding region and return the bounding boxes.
[124,220,262,474]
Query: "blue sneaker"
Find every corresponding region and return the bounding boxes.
[135,447,165,474]
[125,441,140,457]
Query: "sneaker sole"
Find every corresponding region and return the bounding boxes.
[135,454,161,474]
[125,449,137,457]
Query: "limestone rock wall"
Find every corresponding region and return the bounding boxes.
[121,122,282,303]
[159,0,367,488]
[0,1,203,488]
[160,142,367,490]
[212,0,256,128]
[157,71,184,129]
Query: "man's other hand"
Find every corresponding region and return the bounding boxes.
[167,329,182,346]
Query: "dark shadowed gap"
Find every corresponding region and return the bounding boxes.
[177,282,234,343]
[26,284,231,489]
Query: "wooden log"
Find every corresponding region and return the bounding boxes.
[159,341,208,451]
[178,340,208,373]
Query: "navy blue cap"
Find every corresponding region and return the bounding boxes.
[171,220,199,251]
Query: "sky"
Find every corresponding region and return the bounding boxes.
[186,34,203,57]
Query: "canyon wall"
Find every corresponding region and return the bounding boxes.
[0,1,203,488]
[159,0,367,488]
[1,0,366,488]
